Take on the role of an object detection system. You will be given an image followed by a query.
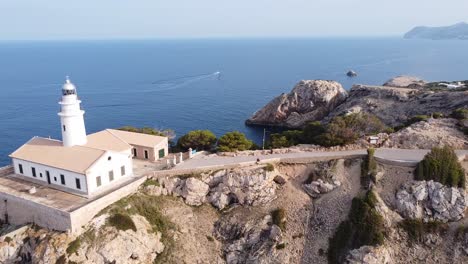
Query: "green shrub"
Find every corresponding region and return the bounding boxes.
[276,243,286,250]
[206,235,214,242]
[177,130,217,151]
[328,191,385,264]
[415,146,466,188]
[3,236,12,243]
[271,208,286,231]
[108,213,137,232]
[265,163,275,172]
[66,238,81,255]
[432,112,444,119]
[317,113,387,147]
[118,126,173,137]
[55,255,67,264]
[361,148,377,188]
[302,121,326,143]
[143,178,160,187]
[398,219,447,243]
[451,108,468,120]
[218,131,253,152]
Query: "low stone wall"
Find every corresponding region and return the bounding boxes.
[0,192,71,232]
[0,165,13,177]
[69,176,147,234]
[0,176,147,235]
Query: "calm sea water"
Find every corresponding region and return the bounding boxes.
[0,38,467,165]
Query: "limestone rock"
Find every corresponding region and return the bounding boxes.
[395,180,467,222]
[346,245,393,264]
[246,80,348,128]
[383,118,468,149]
[182,178,210,206]
[383,76,426,89]
[144,185,162,196]
[214,214,287,264]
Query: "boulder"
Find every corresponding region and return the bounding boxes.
[246,80,348,128]
[396,180,467,222]
[182,178,210,206]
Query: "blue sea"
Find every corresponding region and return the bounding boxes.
[0,38,467,166]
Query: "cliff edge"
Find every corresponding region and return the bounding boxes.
[245,80,348,128]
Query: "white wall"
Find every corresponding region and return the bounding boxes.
[12,158,88,194]
[86,150,134,194]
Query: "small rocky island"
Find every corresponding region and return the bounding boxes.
[404,22,468,40]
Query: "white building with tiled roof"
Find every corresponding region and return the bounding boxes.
[8,78,168,197]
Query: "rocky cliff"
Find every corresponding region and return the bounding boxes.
[245,80,348,128]
[247,78,468,129]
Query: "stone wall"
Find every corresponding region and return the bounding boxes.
[0,192,71,232]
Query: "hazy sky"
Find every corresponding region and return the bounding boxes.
[1,0,467,40]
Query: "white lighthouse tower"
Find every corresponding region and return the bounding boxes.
[58,77,87,147]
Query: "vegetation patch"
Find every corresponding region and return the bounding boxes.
[177,130,217,151]
[451,108,468,120]
[361,148,377,188]
[398,219,447,243]
[108,213,137,232]
[415,146,466,188]
[405,115,430,126]
[327,190,385,264]
[264,163,275,172]
[276,243,286,250]
[3,236,12,243]
[206,235,214,242]
[66,238,81,255]
[55,255,67,264]
[271,208,287,231]
[143,178,160,187]
[268,113,388,148]
[218,131,254,152]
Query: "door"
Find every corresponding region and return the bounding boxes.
[132,148,137,158]
[144,150,149,159]
[46,171,51,184]
[158,149,165,159]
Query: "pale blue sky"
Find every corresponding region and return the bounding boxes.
[1,0,467,40]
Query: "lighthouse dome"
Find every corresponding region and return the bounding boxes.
[62,77,77,95]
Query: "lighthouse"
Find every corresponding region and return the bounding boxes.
[58,77,87,147]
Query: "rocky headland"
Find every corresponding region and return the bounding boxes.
[245,80,348,128]
[246,77,468,137]
[404,22,468,40]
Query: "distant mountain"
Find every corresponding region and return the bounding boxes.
[404,22,468,40]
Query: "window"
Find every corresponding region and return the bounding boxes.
[133,148,137,157]
[108,156,112,161]
[144,150,149,159]
[109,170,114,181]
[18,164,23,174]
[121,166,125,176]
[60,174,65,185]
[63,125,66,132]
[32,167,36,177]
[54,177,57,182]
[75,178,81,190]
[96,176,102,187]
[40,173,42,178]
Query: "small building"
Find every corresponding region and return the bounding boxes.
[8,78,168,198]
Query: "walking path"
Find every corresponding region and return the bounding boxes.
[174,148,468,171]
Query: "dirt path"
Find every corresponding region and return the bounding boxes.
[300,160,362,264]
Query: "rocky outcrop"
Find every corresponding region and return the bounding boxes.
[156,165,280,210]
[303,179,341,198]
[346,246,393,264]
[383,76,426,89]
[383,118,468,149]
[326,85,468,127]
[214,214,287,264]
[396,180,467,222]
[246,80,348,128]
